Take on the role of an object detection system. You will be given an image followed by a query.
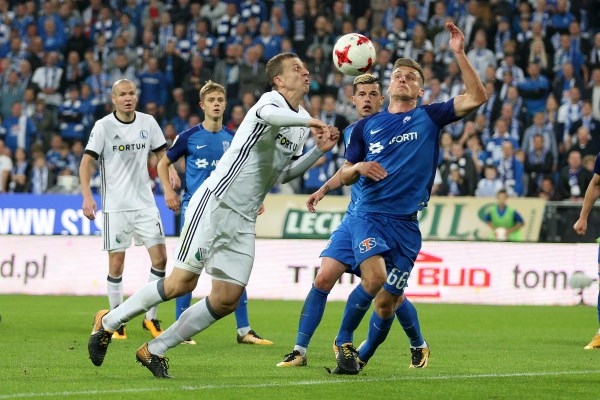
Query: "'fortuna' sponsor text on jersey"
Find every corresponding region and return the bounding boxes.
[84,111,167,212]
[167,124,234,204]
[345,101,459,215]
[202,90,310,219]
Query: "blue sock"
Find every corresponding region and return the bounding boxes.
[358,311,394,363]
[336,284,374,345]
[395,297,425,348]
[234,288,249,329]
[296,285,330,348]
[175,292,192,320]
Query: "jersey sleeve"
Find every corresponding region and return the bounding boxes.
[344,118,368,164]
[166,133,188,162]
[149,116,167,152]
[84,121,106,158]
[594,152,600,175]
[513,209,525,224]
[424,100,462,128]
[483,207,492,223]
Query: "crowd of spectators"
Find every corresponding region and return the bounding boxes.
[1,0,600,202]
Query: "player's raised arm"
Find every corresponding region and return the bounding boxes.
[446,21,487,117]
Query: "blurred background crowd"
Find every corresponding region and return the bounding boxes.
[0,0,599,201]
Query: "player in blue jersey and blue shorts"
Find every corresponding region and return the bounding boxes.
[331,21,488,374]
[573,152,600,350]
[277,74,428,369]
[158,80,272,346]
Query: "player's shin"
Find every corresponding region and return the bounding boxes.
[296,284,330,349]
[358,311,394,363]
[103,280,166,330]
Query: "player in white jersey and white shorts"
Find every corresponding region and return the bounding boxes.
[80,79,178,341]
[87,53,340,378]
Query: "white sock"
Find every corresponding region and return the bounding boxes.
[293,345,307,356]
[149,297,218,356]
[145,267,164,320]
[103,280,163,331]
[106,275,123,310]
[237,326,251,336]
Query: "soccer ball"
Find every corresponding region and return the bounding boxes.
[332,33,376,76]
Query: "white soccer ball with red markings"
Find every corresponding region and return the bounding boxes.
[332,33,376,76]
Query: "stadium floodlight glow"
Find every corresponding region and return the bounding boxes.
[569,271,597,306]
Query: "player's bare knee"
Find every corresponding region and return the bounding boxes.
[373,303,395,319]
[314,271,337,292]
[208,296,238,316]
[360,272,387,295]
[374,293,397,318]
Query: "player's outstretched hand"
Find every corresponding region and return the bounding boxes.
[446,21,465,53]
[306,189,325,213]
[356,161,387,181]
[314,125,340,153]
[307,117,327,130]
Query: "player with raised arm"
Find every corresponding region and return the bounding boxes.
[277,74,429,369]
[86,53,339,378]
[332,21,487,374]
[79,79,175,341]
[573,152,600,350]
[158,80,272,346]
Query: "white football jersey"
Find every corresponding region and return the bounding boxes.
[85,111,166,212]
[203,90,310,219]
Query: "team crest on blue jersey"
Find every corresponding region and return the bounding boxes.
[139,130,149,139]
[369,142,384,154]
[195,158,208,168]
[359,237,376,253]
[222,141,230,152]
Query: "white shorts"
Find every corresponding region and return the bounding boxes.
[102,206,166,252]
[173,189,256,286]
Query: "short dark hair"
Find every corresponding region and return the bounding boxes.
[266,52,299,88]
[392,58,425,85]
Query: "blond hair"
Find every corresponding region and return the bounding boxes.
[199,80,226,101]
[352,73,381,94]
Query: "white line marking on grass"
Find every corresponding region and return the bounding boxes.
[2,370,600,399]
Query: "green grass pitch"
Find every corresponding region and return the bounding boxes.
[1,294,599,400]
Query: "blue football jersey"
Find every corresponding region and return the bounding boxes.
[166,124,235,204]
[342,120,372,216]
[345,101,460,216]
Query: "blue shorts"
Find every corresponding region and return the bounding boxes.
[320,217,361,277]
[349,211,421,296]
